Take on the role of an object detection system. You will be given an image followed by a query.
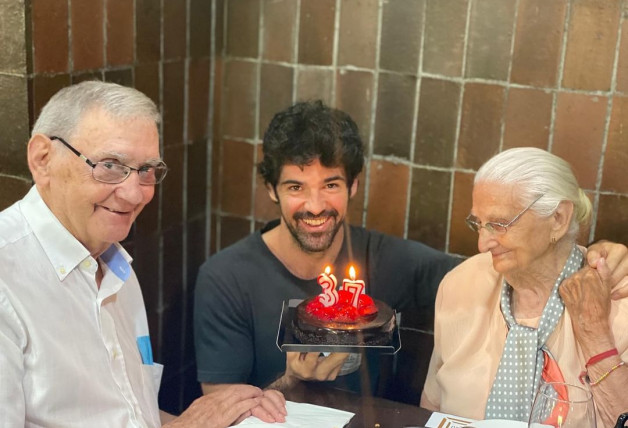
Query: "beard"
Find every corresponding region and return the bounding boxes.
[282,209,344,253]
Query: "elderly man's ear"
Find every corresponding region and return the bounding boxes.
[27,134,54,186]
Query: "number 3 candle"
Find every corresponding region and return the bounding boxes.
[317,265,339,307]
[343,265,365,308]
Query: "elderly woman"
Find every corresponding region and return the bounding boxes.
[421,148,628,427]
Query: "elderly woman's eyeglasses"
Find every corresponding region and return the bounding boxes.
[465,193,544,235]
[50,136,168,185]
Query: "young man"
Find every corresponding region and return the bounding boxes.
[0,81,285,427]
[194,100,628,397]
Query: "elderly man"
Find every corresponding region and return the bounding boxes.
[0,81,285,427]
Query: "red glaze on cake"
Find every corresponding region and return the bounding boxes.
[304,290,378,323]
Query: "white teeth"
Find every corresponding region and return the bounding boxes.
[303,218,326,226]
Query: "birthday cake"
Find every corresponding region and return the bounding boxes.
[292,289,396,346]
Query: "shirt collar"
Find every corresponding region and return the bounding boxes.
[20,186,132,281]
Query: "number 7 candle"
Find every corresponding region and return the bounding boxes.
[342,265,365,308]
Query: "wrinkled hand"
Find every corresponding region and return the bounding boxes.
[165,384,263,428]
[234,389,287,424]
[586,240,628,299]
[560,265,614,355]
[286,351,350,382]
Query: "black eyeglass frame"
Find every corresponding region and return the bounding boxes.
[49,136,168,185]
[465,193,545,235]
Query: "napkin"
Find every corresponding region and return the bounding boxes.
[238,400,354,428]
[425,411,475,428]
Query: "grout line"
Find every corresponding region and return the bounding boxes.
[330,0,341,103]
[250,0,264,234]
[205,0,217,259]
[292,0,301,103]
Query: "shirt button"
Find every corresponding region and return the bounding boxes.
[81,260,91,269]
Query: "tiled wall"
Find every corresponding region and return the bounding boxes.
[213,0,628,259]
[1,0,628,416]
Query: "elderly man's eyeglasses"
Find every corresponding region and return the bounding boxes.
[465,193,544,235]
[50,136,168,185]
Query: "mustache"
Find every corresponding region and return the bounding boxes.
[293,210,339,221]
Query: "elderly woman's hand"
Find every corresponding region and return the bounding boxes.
[560,265,615,355]
[586,240,628,299]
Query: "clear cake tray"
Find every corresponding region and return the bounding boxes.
[276,299,401,354]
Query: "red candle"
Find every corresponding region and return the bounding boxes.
[342,265,365,308]
[317,265,339,307]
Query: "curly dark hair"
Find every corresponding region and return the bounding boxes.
[258,100,364,189]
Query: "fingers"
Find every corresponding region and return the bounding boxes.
[586,240,609,268]
[249,390,288,423]
[286,351,350,381]
[611,276,628,300]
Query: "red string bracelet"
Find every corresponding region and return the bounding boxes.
[579,348,620,384]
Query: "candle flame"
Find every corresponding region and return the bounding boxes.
[349,265,356,281]
[324,265,331,275]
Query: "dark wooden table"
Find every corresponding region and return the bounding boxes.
[283,381,432,427]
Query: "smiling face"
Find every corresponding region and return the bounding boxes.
[38,107,161,257]
[471,182,557,277]
[269,158,357,254]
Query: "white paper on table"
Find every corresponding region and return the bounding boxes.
[237,400,354,428]
[425,411,476,428]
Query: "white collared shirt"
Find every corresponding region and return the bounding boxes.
[0,187,162,427]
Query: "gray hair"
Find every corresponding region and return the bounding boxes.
[32,80,160,140]
[474,147,592,240]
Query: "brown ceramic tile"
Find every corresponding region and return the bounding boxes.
[423,0,468,77]
[134,62,160,107]
[164,0,187,60]
[262,0,297,62]
[136,0,162,63]
[502,87,552,150]
[414,77,460,167]
[71,71,103,84]
[187,138,208,220]
[106,0,134,66]
[214,0,225,56]
[616,20,628,93]
[373,72,417,159]
[221,140,254,216]
[511,0,566,87]
[365,160,410,237]
[336,69,374,145]
[296,68,333,105]
[465,0,516,80]
[188,58,211,142]
[448,171,476,256]
[190,0,213,58]
[379,0,424,73]
[0,0,27,73]
[133,233,160,311]
[254,147,280,221]
[222,60,258,139]
[0,176,31,211]
[347,170,366,227]
[337,0,378,68]
[0,75,30,177]
[407,167,451,250]
[24,1,33,74]
[211,137,221,208]
[104,68,133,87]
[32,0,69,73]
[163,61,185,146]
[259,63,294,136]
[601,96,628,193]
[226,0,260,58]
[71,0,104,71]
[220,215,252,249]
[456,83,504,170]
[562,0,620,91]
[552,92,606,190]
[162,144,185,229]
[298,0,336,65]
[186,217,207,288]
[594,194,628,245]
[163,227,184,305]
[30,74,71,122]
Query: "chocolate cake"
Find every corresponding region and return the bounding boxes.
[292,290,395,346]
